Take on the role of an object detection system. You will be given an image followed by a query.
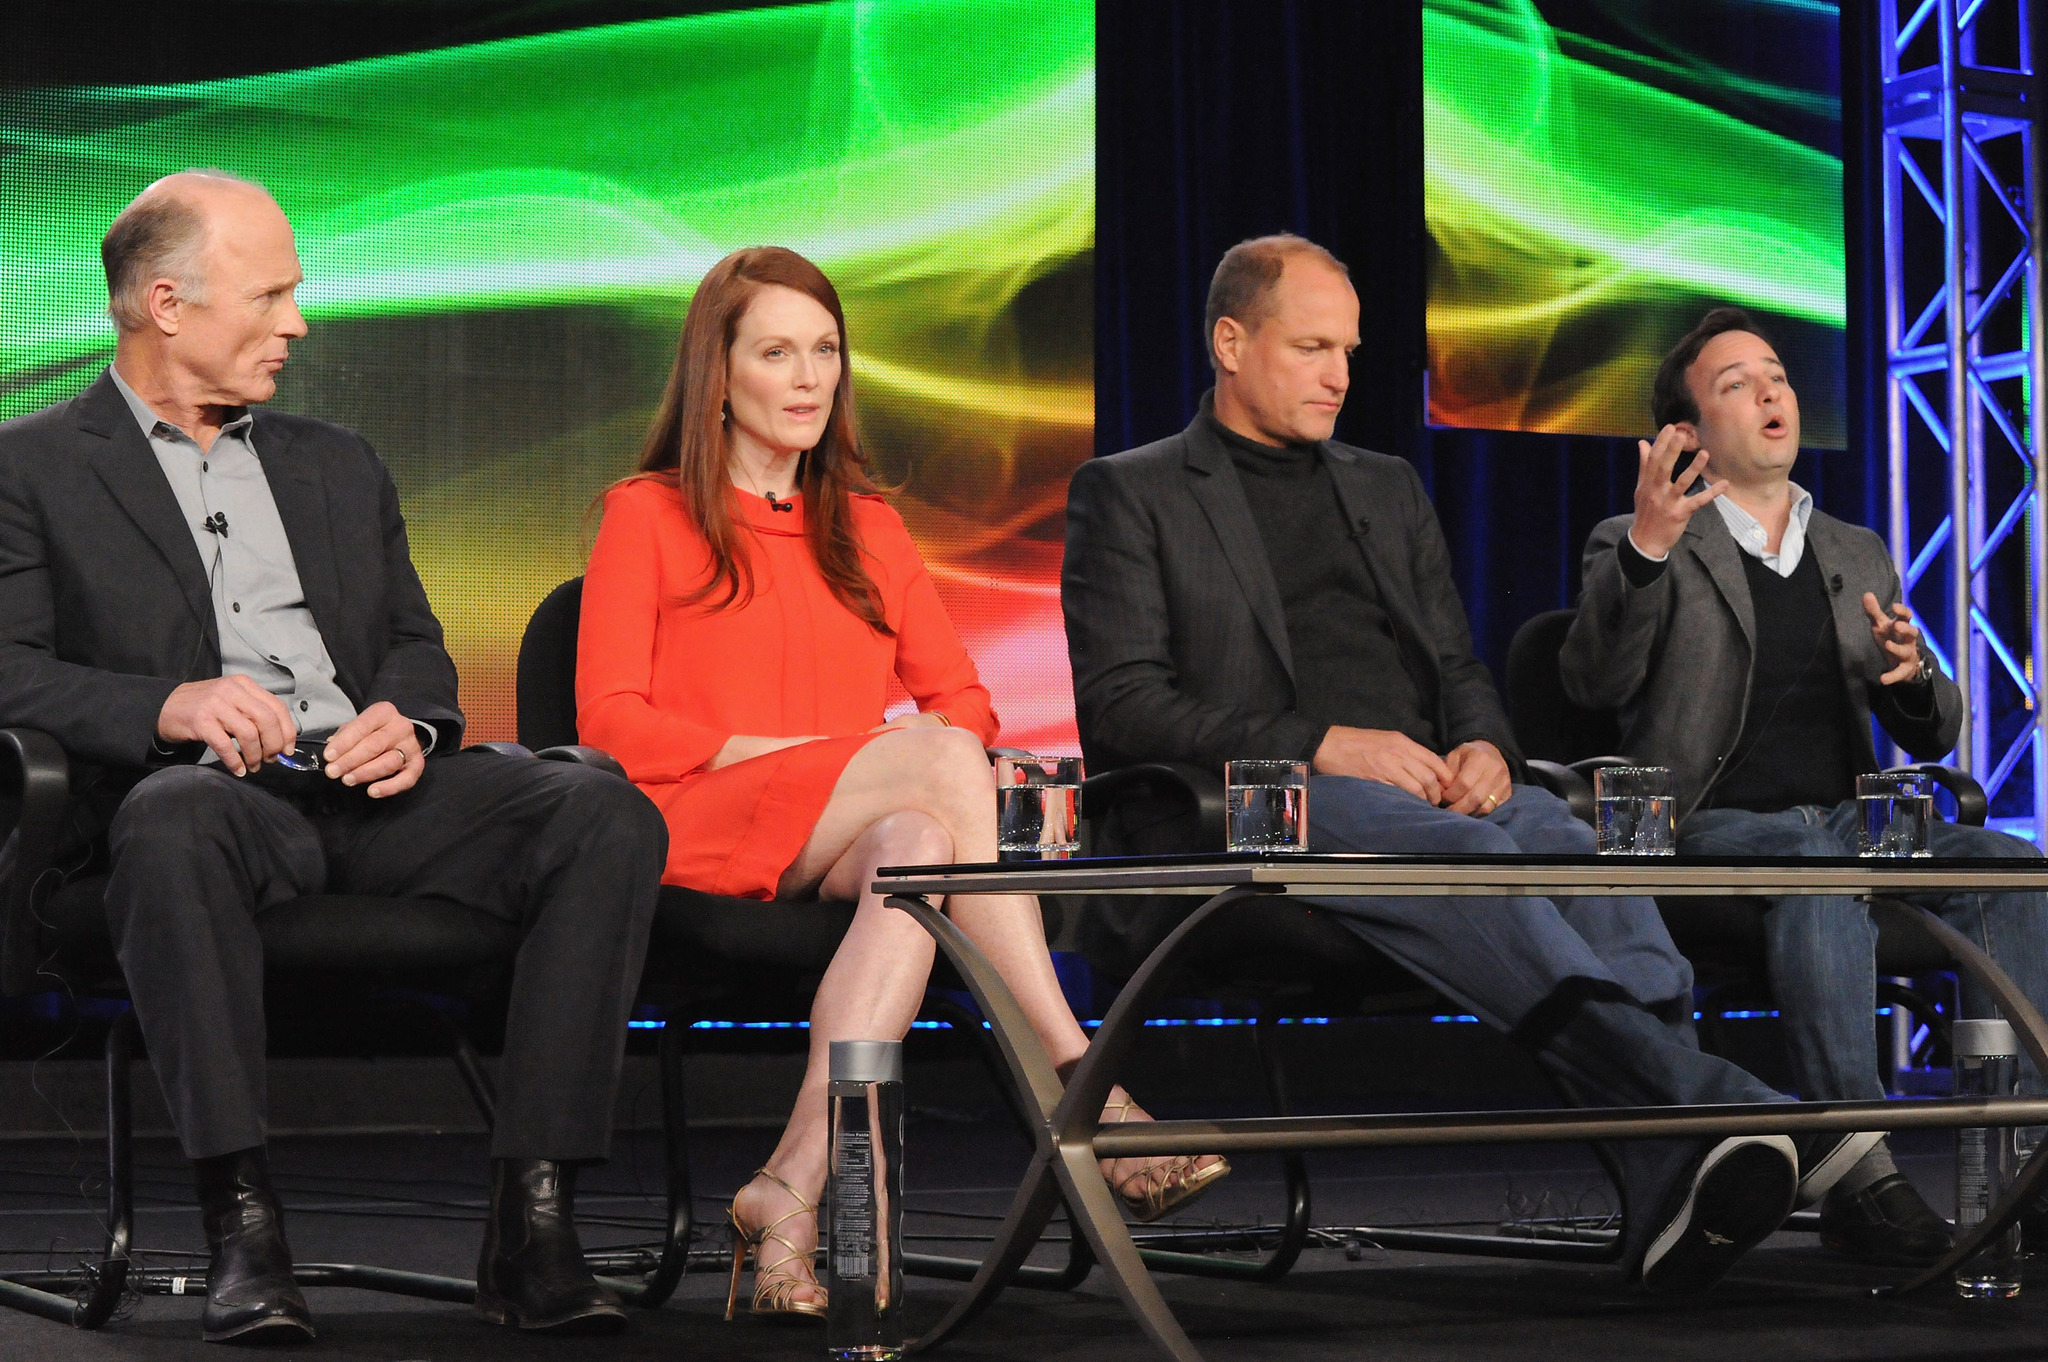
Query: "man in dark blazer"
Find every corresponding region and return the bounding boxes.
[1062,235,1877,1293]
[0,171,665,1342]
[1562,307,2048,1264]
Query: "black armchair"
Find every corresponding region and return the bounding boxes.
[0,731,553,1330]
[513,578,1088,1301]
[1504,607,1981,1075]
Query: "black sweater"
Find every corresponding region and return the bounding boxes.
[1704,550,1860,811]
[1210,416,1437,755]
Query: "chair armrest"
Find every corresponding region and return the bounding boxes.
[1525,760,1595,827]
[463,741,533,759]
[1889,762,1987,827]
[534,744,629,782]
[986,746,1036,761]
[0,728,70,998]
[1079,762,1227,851]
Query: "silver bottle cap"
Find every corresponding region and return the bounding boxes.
[829,1039,904,1083]
[1953,1019,2020,1058]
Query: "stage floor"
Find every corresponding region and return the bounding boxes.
[0,1111,2036,1362]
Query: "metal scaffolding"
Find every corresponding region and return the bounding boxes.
[1882,0,2043,838]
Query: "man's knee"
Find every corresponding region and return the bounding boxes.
[1685,809,1845,858]
[537,760,668,858]
[1503,784,1596,850]
[1311,775,1520,854]
[1937,822,2043,861]
[109,766,245,852]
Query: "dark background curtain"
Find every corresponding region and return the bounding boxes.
[1095,0,1887,680]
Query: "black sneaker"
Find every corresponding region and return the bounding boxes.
[1640,1135,1799,1294]
[1818,1173,1954,1266]
[1793,1130,1887,1208]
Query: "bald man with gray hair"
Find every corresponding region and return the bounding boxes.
[0,172,665,1343]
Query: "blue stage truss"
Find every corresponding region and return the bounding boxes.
[1882,0,2043,836]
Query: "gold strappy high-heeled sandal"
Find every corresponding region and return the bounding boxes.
[1099,1099,1232,1223]
[725,1168,828,1321]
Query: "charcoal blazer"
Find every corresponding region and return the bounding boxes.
[1560,503,1962,817]
[1062,408,1522,778]
[0,371,462,806]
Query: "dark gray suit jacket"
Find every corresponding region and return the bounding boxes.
[1560,504,1961,818]
[1062,407,1522,778]
[0,371,462,812]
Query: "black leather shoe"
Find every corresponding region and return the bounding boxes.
[475,1159,626,1334]
[1819,1173,1954,1266]
[194,1148,314,1344]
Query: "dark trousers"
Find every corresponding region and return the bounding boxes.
[1306,777,1791,1265]
[103,751,666,1162]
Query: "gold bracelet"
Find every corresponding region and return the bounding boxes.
[932,712,952,727]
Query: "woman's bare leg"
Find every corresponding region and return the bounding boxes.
[762,730,1219,1215]
[732,810,950,1310]
[784,728,1094,1064]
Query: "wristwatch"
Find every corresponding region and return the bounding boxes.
[1912,652,1937,687]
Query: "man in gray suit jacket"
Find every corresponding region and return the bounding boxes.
[0,172,665,1341]
[1561,306,2048,1264]
[1063,237,1879,1294]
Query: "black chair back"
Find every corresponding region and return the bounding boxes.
[516,578,584,752]
[511,575,864,995]
[1504,609,1619,764]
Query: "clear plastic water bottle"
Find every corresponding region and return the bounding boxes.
[826,1040,905,1360]
[1954,1019,2022,1299]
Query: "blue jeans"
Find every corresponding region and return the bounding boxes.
[1305,776,1789,1266]
[1681,802,2048,1102]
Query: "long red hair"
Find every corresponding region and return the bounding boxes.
[634,246,891,633]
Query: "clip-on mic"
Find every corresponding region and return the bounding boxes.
[768,495,795,513]
[202,511,231,538]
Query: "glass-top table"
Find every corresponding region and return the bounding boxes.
[872,854,2048,1362]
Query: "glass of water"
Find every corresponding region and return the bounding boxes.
[993,755,1082,860]
[1859,771,1934,858]
[1224,759,1310,853]
[1594,765,1675,855]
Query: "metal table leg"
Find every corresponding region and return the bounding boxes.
[886,893,1081,1353]
[1880,902,2048,1295]
[891,887,1258,1362]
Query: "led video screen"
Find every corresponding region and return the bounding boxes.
[1424,0,1846,446]
[1,0,1094,748]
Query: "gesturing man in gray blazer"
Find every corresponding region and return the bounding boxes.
[1561,306,2048,1265]
[1062,236,1878,1294]
[0,171,665,1342]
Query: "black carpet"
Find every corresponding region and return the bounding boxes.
[0,1119,2037,1362]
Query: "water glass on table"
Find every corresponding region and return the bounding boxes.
[1594,765,1675,855]
[1224,759,1310,853]
[994,755,1082,860]
[1858,771,1934,858]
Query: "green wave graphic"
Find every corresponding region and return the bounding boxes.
[1425,0,1844,441]
[2,0,1094,410]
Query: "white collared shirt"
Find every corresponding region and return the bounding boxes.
[1710,483,1813,577]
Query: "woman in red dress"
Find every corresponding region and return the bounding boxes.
[577,247,1226,1320]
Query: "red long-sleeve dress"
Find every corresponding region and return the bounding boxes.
[576,476,999,895]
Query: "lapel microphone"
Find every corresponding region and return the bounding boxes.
[769,495,795,513]
[202,511,231,538]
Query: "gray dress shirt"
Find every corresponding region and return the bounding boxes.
[109,367,360,751]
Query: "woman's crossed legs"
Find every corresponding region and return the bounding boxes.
[728,727,1222,1313]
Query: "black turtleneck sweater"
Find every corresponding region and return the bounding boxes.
[1209,416,1438,754]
